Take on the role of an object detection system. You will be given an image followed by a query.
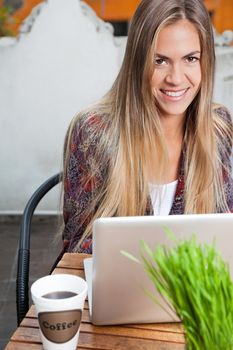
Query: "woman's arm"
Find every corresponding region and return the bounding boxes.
[215,106,233,212]
[63,113,107,253]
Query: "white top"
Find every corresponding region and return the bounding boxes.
[149,180,178,215]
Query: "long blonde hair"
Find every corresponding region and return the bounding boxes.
[64,0,233,250]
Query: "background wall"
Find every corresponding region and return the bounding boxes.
[0,0,126,213]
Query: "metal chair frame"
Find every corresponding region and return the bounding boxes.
[16,172,62,325]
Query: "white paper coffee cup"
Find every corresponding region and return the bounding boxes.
[31,274,87,350]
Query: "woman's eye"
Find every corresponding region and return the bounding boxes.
[186,56,199,63]
[154,58,167,66]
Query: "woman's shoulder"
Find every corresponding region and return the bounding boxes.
[212,103,233,154]
[67,108,111,148]
[212,103,232,124]
[74,108,110,133]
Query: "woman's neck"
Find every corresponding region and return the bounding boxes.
[147,116,185,184]
[160,114,185,142]
[162,116,185,181]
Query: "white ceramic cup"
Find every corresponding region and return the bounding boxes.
[31,274,87,350]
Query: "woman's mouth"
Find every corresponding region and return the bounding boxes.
[160,88,189,101]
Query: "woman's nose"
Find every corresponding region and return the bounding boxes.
[165,63,184,85]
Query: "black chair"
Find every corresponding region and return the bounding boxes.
[16,172,62,325]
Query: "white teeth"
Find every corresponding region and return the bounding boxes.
[162,89,186,97]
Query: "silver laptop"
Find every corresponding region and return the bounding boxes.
[84,213,233,325]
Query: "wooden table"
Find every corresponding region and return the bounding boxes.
[5,253,186,349]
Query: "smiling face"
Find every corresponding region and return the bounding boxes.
[151,19,202,121]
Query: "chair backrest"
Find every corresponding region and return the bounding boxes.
[16,172,62,325]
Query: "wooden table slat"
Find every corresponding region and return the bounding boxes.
[56,253,90,269]
[9,326,185,350]
[80,323,185,342]
[53,267,85,279]
[78,332,185,350]
[19,317,185,343]
[5,342,43,350]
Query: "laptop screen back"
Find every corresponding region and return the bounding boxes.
[86,214,233,325]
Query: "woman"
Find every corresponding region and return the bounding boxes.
[62,0,233,254]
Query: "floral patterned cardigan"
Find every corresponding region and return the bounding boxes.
[60,106,233,256]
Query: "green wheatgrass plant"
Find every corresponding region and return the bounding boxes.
[122,227,233,350]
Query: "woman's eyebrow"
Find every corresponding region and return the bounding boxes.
[154,53,169,59]
[183,51,201,58]
[154,51,201,59]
